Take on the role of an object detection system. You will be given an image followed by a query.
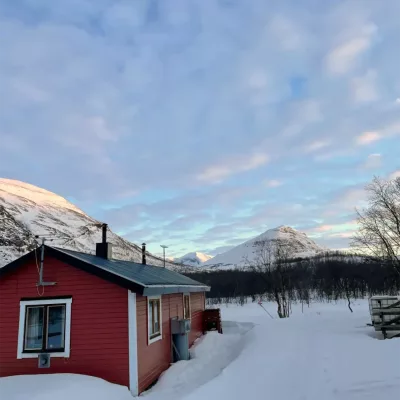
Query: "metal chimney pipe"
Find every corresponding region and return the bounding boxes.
[142,243,146,265]
[102,223,108,243]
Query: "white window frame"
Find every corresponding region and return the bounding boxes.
[17,298,72,359]
[147,295,162,345]
[183,293,191,320]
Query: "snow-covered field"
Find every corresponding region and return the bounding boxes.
[1,300,399,400]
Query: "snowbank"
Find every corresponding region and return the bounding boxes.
[144,330,245,400]
[0,374,132,400]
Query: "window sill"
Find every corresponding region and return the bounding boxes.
[18,351,69,359]
[148,334,162,345]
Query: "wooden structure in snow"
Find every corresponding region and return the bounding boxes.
[369,295,400,339]
[203,309,223,334]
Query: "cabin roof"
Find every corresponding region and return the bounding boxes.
[0,245,210,295]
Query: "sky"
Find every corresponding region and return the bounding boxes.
[1,0,399,258]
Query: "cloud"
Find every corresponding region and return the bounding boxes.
[197,152,269,184]
[268,15,305,51]
[354,122,400,147]
[382,122,400,138]
[362,153,382,169]
[329,231,355,239]
[356,131,382,145]
[304,140,331,153]
[1,0,399,254]
[264,179,283,188]
[331,186,367,211]
[389,170,400,180]
[315,225,334,232]
[351,70,379,103]
[325,24,376,75]
[247,70,269,89]
[326,38,369,75]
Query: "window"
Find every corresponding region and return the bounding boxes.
[147,296,162,344]
[183,294,191,320]
[18,298,72,359]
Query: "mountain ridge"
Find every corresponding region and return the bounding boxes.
[0,178,186,270]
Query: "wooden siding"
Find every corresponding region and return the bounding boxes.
[189,292,205,346]
[0,255,129,387]
[136,291,206,393]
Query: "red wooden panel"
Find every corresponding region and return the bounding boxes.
[136,293,180,393]
[0,255,129,388]
[136,291,206,393]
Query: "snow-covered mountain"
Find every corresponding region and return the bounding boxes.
[203,226,324,269]
[174,252,213,267]
[0,178,184,270]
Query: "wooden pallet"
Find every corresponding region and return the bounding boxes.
[381,315,400,339]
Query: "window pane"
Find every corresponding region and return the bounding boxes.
[25,307,44,350]
[149,301,155,335]
[47,305,65,349]
[154,301,159,333]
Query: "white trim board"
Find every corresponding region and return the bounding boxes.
[17,298,72,359]
[128,291,139,397]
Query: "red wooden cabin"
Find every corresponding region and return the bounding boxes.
[0,237,209,396]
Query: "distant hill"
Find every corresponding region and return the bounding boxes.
[203,226,324,269]
[174,251,213,267]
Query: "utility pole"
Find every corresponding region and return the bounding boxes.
[160,245,168,268]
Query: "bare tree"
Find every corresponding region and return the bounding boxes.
[251,238,294,318]
[351,176,400,275]
[273,239,294,318]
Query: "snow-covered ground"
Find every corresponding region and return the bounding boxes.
[1,300,399,400]
[0,374,133,400]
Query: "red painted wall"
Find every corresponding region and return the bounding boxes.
[136,292,206,393]
[0,254,129,387]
